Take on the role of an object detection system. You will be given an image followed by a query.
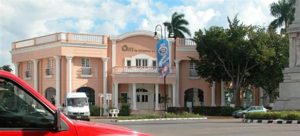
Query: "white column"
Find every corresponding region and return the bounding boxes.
[66,56,73,93]
[172,83,176,107]
[112,40,116,67]
[102,58,108,114]
[211,81,216,106]
[32,59,38,90]
[14,63,19,76]
[114,83,118,108]
[54,56,61,107]
[13,63,19,95]
[155,84,159,110]
[132,83,137,110]
[175,59,181,106]
[221,80,225,106]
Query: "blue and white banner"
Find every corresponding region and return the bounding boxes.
[156,39,170,77]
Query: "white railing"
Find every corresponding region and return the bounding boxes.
[35,34,57,45]
[189,69,199,77]
[45,68,53,76]
[15,39,35,48]
[176,38,196,46]
[81,67,92,75]
[68,33,103,44]
[12,32,107,49]
[113,66,158,73]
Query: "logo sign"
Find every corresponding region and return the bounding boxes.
[156,39,170,77]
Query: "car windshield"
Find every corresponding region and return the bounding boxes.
[67,98,88,107]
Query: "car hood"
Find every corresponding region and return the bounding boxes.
[73,120,150,136]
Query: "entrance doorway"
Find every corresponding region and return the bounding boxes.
[77,87,95,105]
[184,88,204,108]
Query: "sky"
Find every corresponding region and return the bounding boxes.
[0,0,278,67]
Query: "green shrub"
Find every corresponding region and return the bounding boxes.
[282,112,300,120]
[247,111,300,120]
[165,112,203,118]
[192,106,242,116]
[119,103,131,116]
[89,105,103,116]
[118,113,160,120]
[167,107,189,114]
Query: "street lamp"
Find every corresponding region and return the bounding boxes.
[154,24,174,39]
[154,24,174,111]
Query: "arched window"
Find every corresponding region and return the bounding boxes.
[184,88,204,107]
[45,87,56,105]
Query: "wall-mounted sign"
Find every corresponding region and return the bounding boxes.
[121,45,155,53]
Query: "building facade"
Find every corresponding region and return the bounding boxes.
[11,31,262,111]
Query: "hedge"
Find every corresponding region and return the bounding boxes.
[167,107,189,114]
[90,105,103,116]
[119,103,131,116]
[246,111,300,120]
[192,106,242,116]
[167,106,242,116]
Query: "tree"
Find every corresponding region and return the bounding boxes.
[164,12,191,38]
[193,16,276,106]
[249,31,289,103]
[269,0,295,33]
[0,65,13,72]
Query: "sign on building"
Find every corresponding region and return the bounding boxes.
[156,39,170,77]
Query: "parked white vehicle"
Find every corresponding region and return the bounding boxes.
[63,92,90,121]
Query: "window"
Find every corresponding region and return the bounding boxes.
[136,88,148,103]
[82,58,90,67]
[152,60,156,68]
[189,61,199,77]
[0,78,54,128]
[25,61,32,78]
[136,95,140,102]
[46,58,53,76]
[136,59,148,67]
[81,58,91,75]
[126,60,131,67]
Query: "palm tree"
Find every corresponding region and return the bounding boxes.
[269,0,295,33]
[164,12,191,38]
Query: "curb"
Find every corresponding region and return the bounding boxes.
[242,119,300,124]
[114,117,208,123]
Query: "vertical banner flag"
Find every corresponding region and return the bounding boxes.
[156,39,170,77]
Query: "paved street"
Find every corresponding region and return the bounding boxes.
[92,118,300,136]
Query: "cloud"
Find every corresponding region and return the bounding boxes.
[0,0,280,67]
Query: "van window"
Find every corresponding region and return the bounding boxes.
[0,78,54,129]
[67,98,88,107]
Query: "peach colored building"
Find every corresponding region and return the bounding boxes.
[11,31,262,111]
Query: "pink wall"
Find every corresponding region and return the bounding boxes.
[179,60,211,106]
[116,35,157,66]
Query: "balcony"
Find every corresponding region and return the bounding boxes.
[189,69,199,79]
[113,66,158,73]
[112,66,176,84]
[12,32,108,50]
[81,67,92,77]
[176,38,196,47]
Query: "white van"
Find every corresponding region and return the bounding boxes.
[63,92,90,121]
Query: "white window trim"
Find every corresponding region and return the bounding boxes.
[81,58,92,77]
[189,61,200,79]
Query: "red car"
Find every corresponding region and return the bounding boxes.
[0,70,150,136]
